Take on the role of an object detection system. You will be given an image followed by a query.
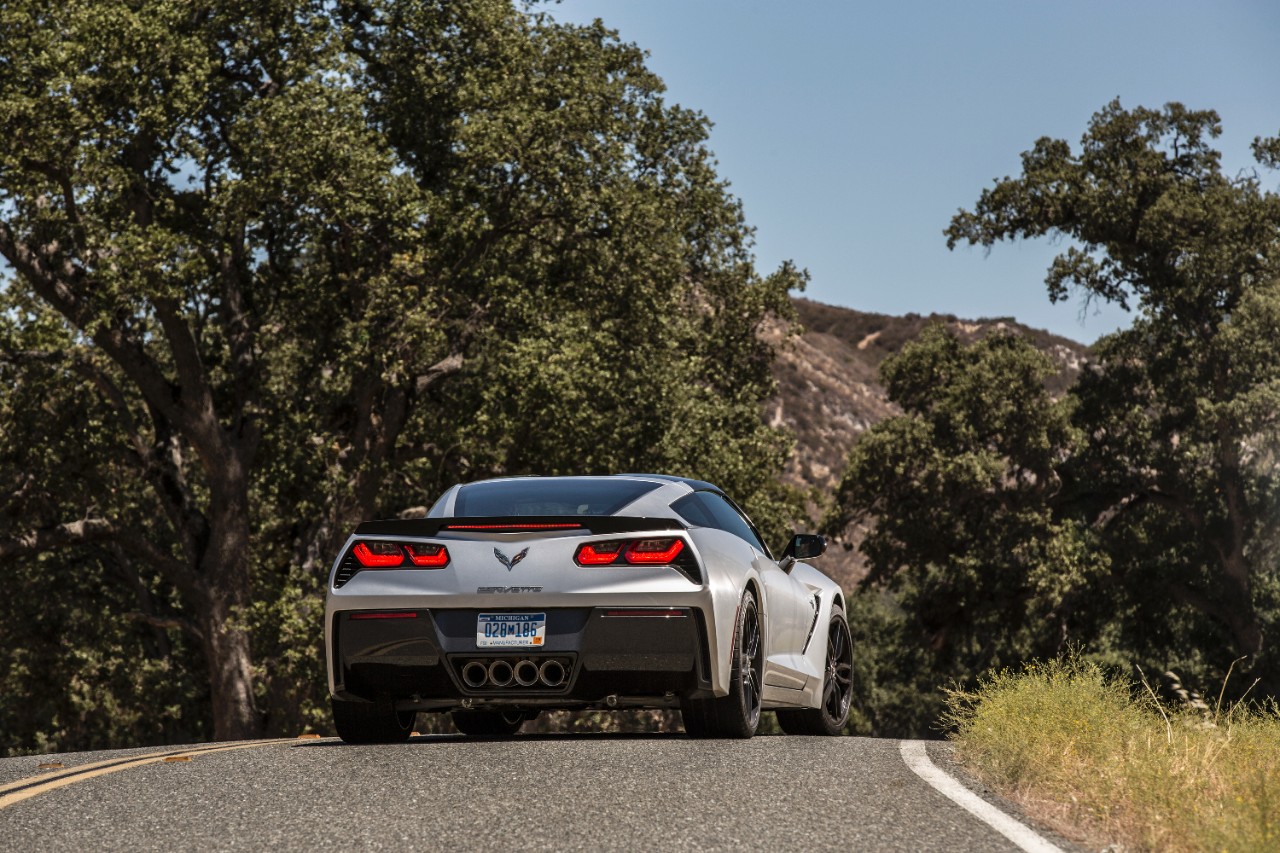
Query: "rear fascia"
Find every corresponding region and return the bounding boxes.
[330,605,715,708]
[325,517,718,699]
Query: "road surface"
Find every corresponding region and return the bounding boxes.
[0,733,1081,851]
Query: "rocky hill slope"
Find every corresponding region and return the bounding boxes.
[771,297,1091,589]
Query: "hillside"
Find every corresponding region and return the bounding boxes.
[771,297,1091,589]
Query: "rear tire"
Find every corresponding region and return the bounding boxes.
[332,697,415,744]
[776,613,853,736]
[450,709,525,737]
[681,589,763,739]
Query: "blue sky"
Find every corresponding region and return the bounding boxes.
[549,1,1280,343]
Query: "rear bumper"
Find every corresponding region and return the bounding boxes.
[330,606,715,711]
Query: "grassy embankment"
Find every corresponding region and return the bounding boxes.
[946,657,1279,852]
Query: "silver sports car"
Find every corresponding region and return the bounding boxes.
[325,475,852,740]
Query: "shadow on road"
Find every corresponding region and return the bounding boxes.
[292,730,720,747]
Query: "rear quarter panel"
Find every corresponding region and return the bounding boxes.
[687,526,763,696]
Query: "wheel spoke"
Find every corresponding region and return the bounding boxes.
[738,601,762,722]
[817,619,854,724]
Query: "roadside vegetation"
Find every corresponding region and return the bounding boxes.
[829,101,1280,741]
[947,656,1280,853]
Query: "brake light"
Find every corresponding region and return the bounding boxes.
[352,541,405,568]
[405,543,450,567]
[445,523,583,531]
[603,608,686,618]
[576,541,626,565]
[574,538,686,566]
[350,612,419,620]
[624,539,684,564]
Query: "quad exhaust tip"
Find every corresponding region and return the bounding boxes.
[538,659,566,688]
[514,659,540,687]
[461,661,489,689]
[487,660,515,688]
[460,657,569,689]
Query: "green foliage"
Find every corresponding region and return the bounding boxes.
[0,0,802,751]
[832,101,1280,736]
[0,547,208,755]
[826,325,1106,730]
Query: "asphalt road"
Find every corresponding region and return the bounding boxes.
[0,734,1080,852]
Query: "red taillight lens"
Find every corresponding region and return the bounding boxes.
[575,538,686,566]
[405,543,450,567]
[575,541,626,565]
[624,538,684,564]
[352,541,405,568]
[349,611,419,620]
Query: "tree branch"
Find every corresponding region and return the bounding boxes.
[0,517,200,603]
[0,219,189,431]
[413,351,464,396]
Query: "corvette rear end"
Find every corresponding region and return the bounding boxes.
[327,515,718,716]
[325,475,851,741]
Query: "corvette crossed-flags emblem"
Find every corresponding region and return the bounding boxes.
[494,547,529,571]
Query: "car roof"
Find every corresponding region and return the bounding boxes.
[427,474,721,519]
[612,474,719,491]
[460,473,720,491]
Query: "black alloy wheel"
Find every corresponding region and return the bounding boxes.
[332,697,416,744]
[681,589,763,739]
[738,594,764,728]
[450,708,525,737]
[776,614,853,736]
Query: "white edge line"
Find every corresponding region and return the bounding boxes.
[899,740,1068,853]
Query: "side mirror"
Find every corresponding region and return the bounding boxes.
[779,533,827,573]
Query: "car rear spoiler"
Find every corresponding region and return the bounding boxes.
[353,516,687,537]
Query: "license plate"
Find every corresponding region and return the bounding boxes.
[477,612,546,648]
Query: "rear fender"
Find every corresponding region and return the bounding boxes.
[695,528,763,697]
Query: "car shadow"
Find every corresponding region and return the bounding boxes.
[293,730,705,747]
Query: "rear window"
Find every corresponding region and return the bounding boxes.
[672,491,769,553]
[453,478,662,517]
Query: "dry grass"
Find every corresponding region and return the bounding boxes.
[946,656,1280,852]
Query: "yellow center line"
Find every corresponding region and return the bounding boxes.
[0,739,295,795]
[0,739,300,810]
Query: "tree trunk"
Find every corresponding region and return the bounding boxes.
[195,455,262,741]
[1219,552,1264,662]
[198,593,261,741]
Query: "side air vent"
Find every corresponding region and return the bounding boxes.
[333,552,360,588]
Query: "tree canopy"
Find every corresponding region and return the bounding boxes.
[0,0,803,749]
[831,101,1280,732]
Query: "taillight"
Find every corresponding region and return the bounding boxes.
[353,541,406,568]
[444,523,582,531]
[625,539,685,564]
[576,541,626,565]
[350,541,450,569]
[405,543,450,567]
[574,538,685,566]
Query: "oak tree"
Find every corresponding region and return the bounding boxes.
[0,0,801,745]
